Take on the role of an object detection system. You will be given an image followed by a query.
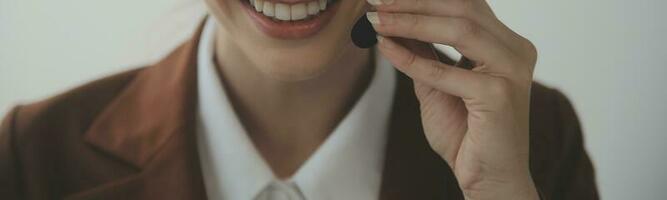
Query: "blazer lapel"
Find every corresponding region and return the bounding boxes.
[76,20,207,199]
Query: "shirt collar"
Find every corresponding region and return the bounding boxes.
[196,17,396,200]
[196,17,274,200]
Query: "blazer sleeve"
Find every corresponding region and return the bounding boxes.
[0,106,23,199]
[549,90,599,200]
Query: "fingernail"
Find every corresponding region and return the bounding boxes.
[366,12,380,24]
[376,35,384,44]
[367,0,393,5]
[366,0,383,6]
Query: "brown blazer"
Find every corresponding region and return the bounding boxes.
[0,23,598,200]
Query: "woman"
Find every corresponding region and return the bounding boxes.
[0,0,598,199]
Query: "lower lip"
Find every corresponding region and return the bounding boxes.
[241,0,341,39]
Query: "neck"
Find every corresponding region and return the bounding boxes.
[213,31,373,178]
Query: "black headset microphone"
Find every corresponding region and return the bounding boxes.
[351,14,377,49]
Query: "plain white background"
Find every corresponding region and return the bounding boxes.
[1,0,666,199]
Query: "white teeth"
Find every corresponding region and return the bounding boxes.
[319,0,326,10]
[263,2,275,17]
[275,3,291,21]
[250,0,331,21]
[254,0,264,12]
[290,3,307,20]
[307,1,319,15]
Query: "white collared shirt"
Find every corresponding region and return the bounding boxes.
[196,18,397,200]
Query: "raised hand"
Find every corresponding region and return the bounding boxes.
[368,0,539,199]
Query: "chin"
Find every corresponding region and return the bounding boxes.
[252,44,347,82]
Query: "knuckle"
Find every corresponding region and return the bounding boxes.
[459,19,481,37]
[451,19,480,47]
[525,40,538,58]
[403,51,419,68]
[426,61,447,81]
[515,37,538,62]
[516,38,538,75]
[524,40,538,65]
[485,78,513,100]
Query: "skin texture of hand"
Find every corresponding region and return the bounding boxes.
[367,0,540,199]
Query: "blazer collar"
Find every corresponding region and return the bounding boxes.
[83,21,204,169]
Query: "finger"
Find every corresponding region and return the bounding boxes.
[390,37,440,61]
[368,12,518,68]
[367,0,485,18]
[368,0,526,54]
[377,35,493,99]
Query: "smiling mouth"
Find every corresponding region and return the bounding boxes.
[241,0,341,38]
[244,0,339,21]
